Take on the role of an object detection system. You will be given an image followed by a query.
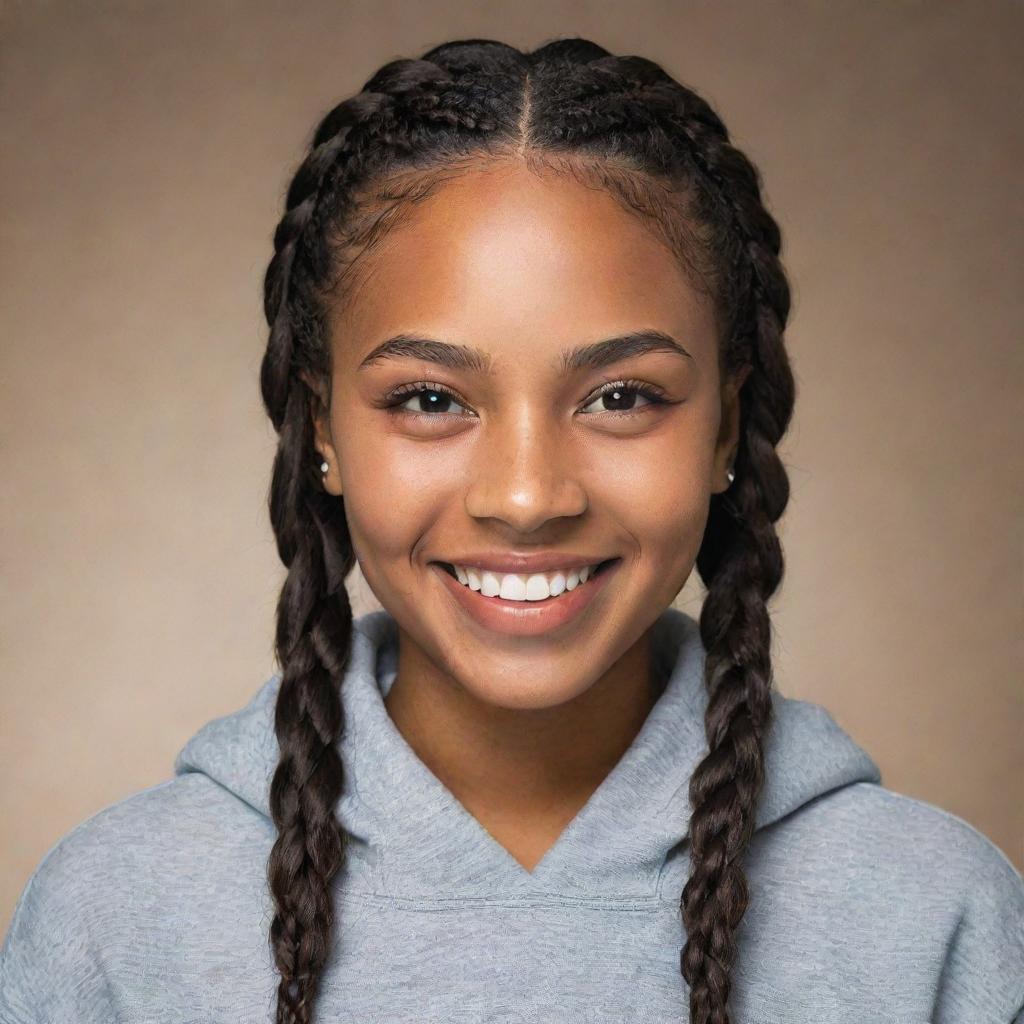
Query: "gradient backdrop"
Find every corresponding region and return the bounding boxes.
[2,0,1022,933]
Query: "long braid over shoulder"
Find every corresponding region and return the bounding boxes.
[257,36,795,1024]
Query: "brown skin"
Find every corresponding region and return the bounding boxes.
[309,159,747,871]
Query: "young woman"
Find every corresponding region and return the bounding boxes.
[2,35,1021,1024]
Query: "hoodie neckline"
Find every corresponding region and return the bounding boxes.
[348,606,710,899]
[174,605,881,901]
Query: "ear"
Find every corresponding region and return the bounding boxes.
[712,363,752,495]
[300,370,343,497]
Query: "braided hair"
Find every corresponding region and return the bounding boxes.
[258,36,795,1024]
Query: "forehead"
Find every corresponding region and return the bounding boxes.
[332,160,717,369]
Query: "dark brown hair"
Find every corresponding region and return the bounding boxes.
[259,35,794,1024]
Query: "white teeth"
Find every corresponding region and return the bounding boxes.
[446,562,606,602]
[499,575,527,600]
[480,571,500,597]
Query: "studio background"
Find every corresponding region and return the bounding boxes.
[2,0,1021,933]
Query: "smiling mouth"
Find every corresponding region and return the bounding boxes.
[435,557,619,600]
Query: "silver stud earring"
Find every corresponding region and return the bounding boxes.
[320,459,329,474]
[726,467,736,485]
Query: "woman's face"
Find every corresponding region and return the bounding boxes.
[312,159,743,711]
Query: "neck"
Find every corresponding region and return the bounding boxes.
[383,628,663,829]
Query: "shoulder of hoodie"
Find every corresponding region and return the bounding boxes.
[793,776,1023,897]
[3,720,275,954]
[770,692,1022,893]
[761,697,1024,989]
[761,696,1024,1013]
[0,771,265,1020]
[823,784,1024,1008]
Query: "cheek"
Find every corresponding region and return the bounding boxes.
[592,416,715,567]
[336,431,452,570]
[610,453,709,553]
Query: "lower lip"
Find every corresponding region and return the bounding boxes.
[430,560,621,637]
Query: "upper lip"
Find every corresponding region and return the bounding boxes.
[433,552,618,575]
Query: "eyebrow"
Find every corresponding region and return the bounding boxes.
[356,329,692,374]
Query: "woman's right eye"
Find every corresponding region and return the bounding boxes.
[386,384,474,418]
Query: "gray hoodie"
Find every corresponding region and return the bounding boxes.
[2,606,1022,1023]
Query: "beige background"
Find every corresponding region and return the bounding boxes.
[2,0,1021,934]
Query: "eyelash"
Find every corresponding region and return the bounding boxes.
[380,378,672,421]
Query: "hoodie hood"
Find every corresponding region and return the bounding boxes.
[174,606,881,899]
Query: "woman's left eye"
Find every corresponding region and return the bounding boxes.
[579,381,667,415]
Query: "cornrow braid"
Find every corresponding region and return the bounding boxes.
[671,78,795,1024]
[674,113,793,1024]
[257,36,796,1023]
[259,88,394,1024]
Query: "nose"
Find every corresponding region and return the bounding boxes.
[464,406,588,534]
